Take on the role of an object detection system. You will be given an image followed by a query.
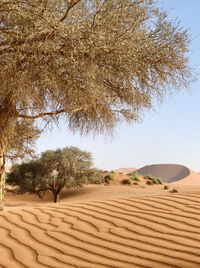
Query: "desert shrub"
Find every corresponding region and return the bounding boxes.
[130,172,140,181]
[105,173,114,181]
[104,177,110,184]
[152,178,159,184]
[144,175,154,180]
[110,170,115,174]
[133,182,139,185]
[129,171,139,176]
[91,178,104,184]
[104,174,114,184]
[170,188,178,193]
[155,177,163,184]
[164,185,169,190]
[129,172,140,183]
[152,178,163,184]
[121,178,132,185]
[144,175,154,182]
[144,175,163,185]
[146,180,154,185]
[132,177,140,182]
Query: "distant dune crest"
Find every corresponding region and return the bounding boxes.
[114,168,136,174]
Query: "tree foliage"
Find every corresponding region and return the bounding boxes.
[0,0,193,142]
[0,0,194,209]
[7,147,103,202]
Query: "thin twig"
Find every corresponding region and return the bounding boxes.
[60,0,81,22]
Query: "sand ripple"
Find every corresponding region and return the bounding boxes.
[1,193,200,267]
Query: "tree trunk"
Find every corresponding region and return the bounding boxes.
[0,96,16,211]
[53,192,60,203]
[0,143,6,211]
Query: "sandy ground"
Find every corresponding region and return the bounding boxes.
[172,170,200,186]
[1,167,200,268]
[114,167,136,174]
[0,178,200,268]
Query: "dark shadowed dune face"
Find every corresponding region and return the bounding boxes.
[136,164,190,183]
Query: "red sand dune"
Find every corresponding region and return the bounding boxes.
[2,186,200,268]
[1,165,200,267]
[172,170,200,186]
[114,167,136,174]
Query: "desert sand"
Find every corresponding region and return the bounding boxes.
[1,166,200,268]
[114,168,136,174]
[172,170,200,186]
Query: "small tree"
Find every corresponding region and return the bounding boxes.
[7,147,103,203]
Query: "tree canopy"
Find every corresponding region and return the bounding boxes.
[7,147,103,202]
[0,0,194,209]
[1,0,193,138]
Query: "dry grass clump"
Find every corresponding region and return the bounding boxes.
[121,172,142,185]
[146,180,154,185]
[170,188,178,193]
[144,175,163,185]
[128,171,140,178]
[121,178,132,185]
[103,173,115,185]
[129,172,141,182]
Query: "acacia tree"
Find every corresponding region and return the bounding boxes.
[7,147,103,203]
[0,0,193,209]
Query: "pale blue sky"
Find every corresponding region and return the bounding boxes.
[37,0,200,172]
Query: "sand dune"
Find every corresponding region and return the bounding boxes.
[172,170,200,186]
[136,164,200,186]
[136,164,191,183]
[1,186,200,268]
[114,168,136,174]
[2,166,200,267]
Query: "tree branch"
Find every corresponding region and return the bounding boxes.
[60,0,81,22]
[17,107,90,119]
[91,0,105,29]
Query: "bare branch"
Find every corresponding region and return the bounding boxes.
[60,0,81,22]
[91,1,106,29]
[17,107,90,119]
